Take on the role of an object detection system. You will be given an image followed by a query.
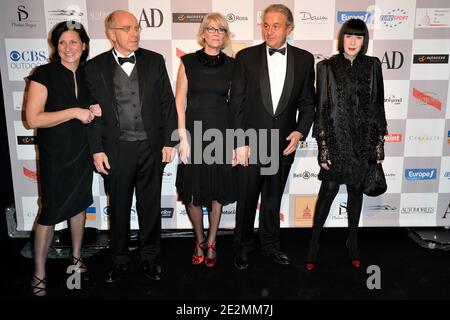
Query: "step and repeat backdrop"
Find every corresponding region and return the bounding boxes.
[1,0,449,231]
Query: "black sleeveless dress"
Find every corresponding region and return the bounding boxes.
[176,50,236,209]
[28,62,93,225]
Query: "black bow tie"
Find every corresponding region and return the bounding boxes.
[118,56,136,65]
[268,47,286,56]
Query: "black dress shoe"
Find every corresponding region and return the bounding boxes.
[105,264,127,283]
[142,262,161,281]
[270,251,291,265]
[233,255,249,270]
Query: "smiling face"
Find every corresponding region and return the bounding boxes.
[108,11,140,55]
[57,29,85,68]
[263,11,292,49]
[343,34,364,59]
[202,19,227,51]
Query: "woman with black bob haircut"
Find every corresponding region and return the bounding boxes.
[26,21,101,296]
[305,18,387,271]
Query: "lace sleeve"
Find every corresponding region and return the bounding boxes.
[317,131,330,163]
[376,135,385,161]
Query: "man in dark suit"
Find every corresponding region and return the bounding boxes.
[230,4,315,270]
[85,10,177,282]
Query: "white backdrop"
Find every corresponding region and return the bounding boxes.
[1,0,449,231]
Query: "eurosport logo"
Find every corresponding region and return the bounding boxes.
[337,11,373,24]
[405,168,437,180]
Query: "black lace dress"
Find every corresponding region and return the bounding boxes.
[176,49,236,209]
[313,53,387,185]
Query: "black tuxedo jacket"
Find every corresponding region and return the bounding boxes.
[84,48,177,168]
[229,43,315,165]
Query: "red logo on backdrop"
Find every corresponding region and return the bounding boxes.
[176,48,187,58]
[413,88,442,110]
[385,134,402,142]
[23,167,38,182]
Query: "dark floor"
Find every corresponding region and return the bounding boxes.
[2,226,450,302]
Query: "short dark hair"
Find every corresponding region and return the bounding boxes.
[50,21,90,63]
[337,18,369,55]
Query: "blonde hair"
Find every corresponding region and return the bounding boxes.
[197,12,231,49]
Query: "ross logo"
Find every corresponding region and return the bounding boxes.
[161,207,174,218]
[379,8,409,28]
[381,51,404,69]
[405,168,437,180]
[337,11,372,24]
[226,13,248,23]
[412,88,442,110]
[413,54,449,64]
[172,13,206,23]
[293,171,319,179]
[299,12,328,24]
[140,8,163,28]
[384,95,403,105]
[384,134,402,142]
[17,136,37,145]
[23,167,38,182]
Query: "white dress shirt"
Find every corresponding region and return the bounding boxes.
[112,49,136,76]
[266,43,287,114]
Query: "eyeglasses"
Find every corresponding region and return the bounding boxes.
[205,27,227,34]
[110,25,142,33]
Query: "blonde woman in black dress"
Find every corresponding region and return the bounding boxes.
[175,13,235,268]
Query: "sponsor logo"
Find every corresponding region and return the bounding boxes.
[17,136,37,145]
[444,172,450,180]
[48,9,83,17]
[379,8,409,28]
[447,131,450,144]
[313,53,330,62]
[401,207,435,214]
[294,196,318,227]
[299,11,328,24]
[337,11,373,24]
[139,8,164,28]
[86,207,96,220]
[408,135,440,142]
[366,205,397,211]
[226,13,248,23]
[10,5,38,28]
[103,206,136,216]
[384,134,402,142]
[172,13,206,23]
[8,49,47,71]
[23,167,38,182]
[405,168,437,180]
[161,207,174,218]
[384,95,403,105]
[381,51,404,70]
[413,54,449,64]
[416,8,450,28]
[292,171,319,179]
[412,88,442,110]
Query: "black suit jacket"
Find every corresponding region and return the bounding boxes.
[229,43,315,165]
[84,48,177,168]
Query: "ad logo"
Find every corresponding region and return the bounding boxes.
[405,168,437,180]
[337,11,372,24]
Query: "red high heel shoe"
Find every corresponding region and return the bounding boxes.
[192,240,206,265]
[205,242,217,268]
[305,262,315,271]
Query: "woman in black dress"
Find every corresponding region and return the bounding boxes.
[175,13,235,268]
[26,21,100,295]
[305,19,387,270]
